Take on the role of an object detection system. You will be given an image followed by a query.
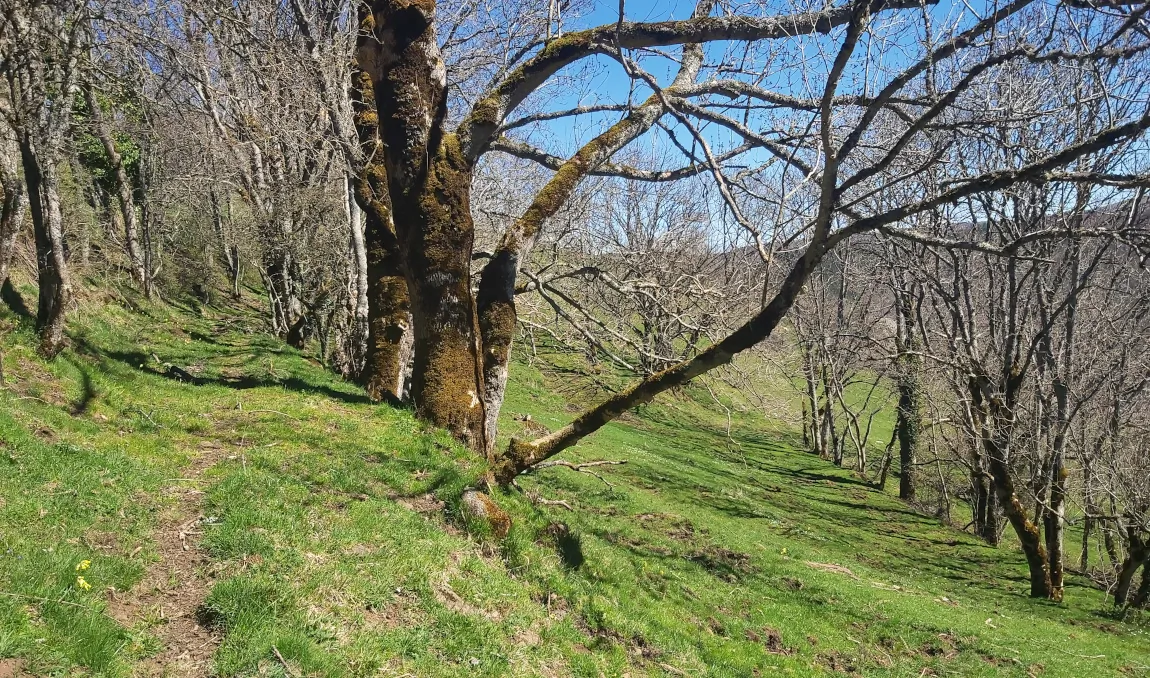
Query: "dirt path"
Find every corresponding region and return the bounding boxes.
[108,441,229,677]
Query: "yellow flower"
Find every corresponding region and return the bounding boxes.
[76,559,91,572]
[780,548,788,555]
[76,576,92,591]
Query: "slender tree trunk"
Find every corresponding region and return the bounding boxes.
[1080,518,1093,572]
[1081,460,1096,572]
[801,397,811,449]
[210,190,241,297]
[895,366,921,500]
[1114,537,1148,606]
[476,248,520,456]
[1043,455,1067,601]
[1132,562,1150,609]
[346,174,370,368]
[973,467,996,544]
[0,129,26,287]
[803,344,824,455]
[876,435,895,490]
[1106,496,1122,569]
[893,286,922,501]
[83,86,146,287]
[472,3,714,453]
[982,422,1051,598]
[19,136,72,357]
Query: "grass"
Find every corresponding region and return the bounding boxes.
[0,282,1147,677]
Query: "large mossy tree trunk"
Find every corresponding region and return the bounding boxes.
[361,207,413,401]
[365,0,485,447]
[19,135,72,357]
[350,58,414,403]
[396,137,485,447]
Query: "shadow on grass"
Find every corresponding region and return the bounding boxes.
[66,359,97,416]
[1,279,33,320]
[68,335,391,408]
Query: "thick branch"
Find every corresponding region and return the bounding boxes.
[458,0,937,164]
[491,136,752,182]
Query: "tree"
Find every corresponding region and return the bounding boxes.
[352,0,1150,484]
[0,0,88,355]
[81,84,147,292]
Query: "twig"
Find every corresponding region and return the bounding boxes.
[272,645,299,677]
[1057,649,1105,659]
[511,479,574,510]
[533,459,626,487]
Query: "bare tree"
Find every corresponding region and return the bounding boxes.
[0,0,89,355]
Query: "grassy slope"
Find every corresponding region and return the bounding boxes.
[0,287,1147,677]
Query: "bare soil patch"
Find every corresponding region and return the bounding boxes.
[108,442,229,677]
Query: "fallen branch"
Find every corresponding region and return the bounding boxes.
[531,459,626,487]
[511,479,574,511]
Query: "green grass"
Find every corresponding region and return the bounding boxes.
[0,284,1148,676]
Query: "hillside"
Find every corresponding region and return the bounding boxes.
[0,286,1147,678]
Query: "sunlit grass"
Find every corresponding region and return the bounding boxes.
[0,284,1146,676]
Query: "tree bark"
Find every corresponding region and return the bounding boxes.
[364,0,485,447]
[1043,422,1068,601]
[1114,536,1148,606]
[396,138,484,447]
[973,466,999,545]
[893,284,922,501]
[0,128,26,288]
[346,175,370,366]
[1132,561,1150,609]
[209,190,241,297]
[83,86,146,288]
[801,342,824,455]
[361,206,413,401]
[19,135,72,357]
[982,425,1051,598]
[349,44,412,402]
